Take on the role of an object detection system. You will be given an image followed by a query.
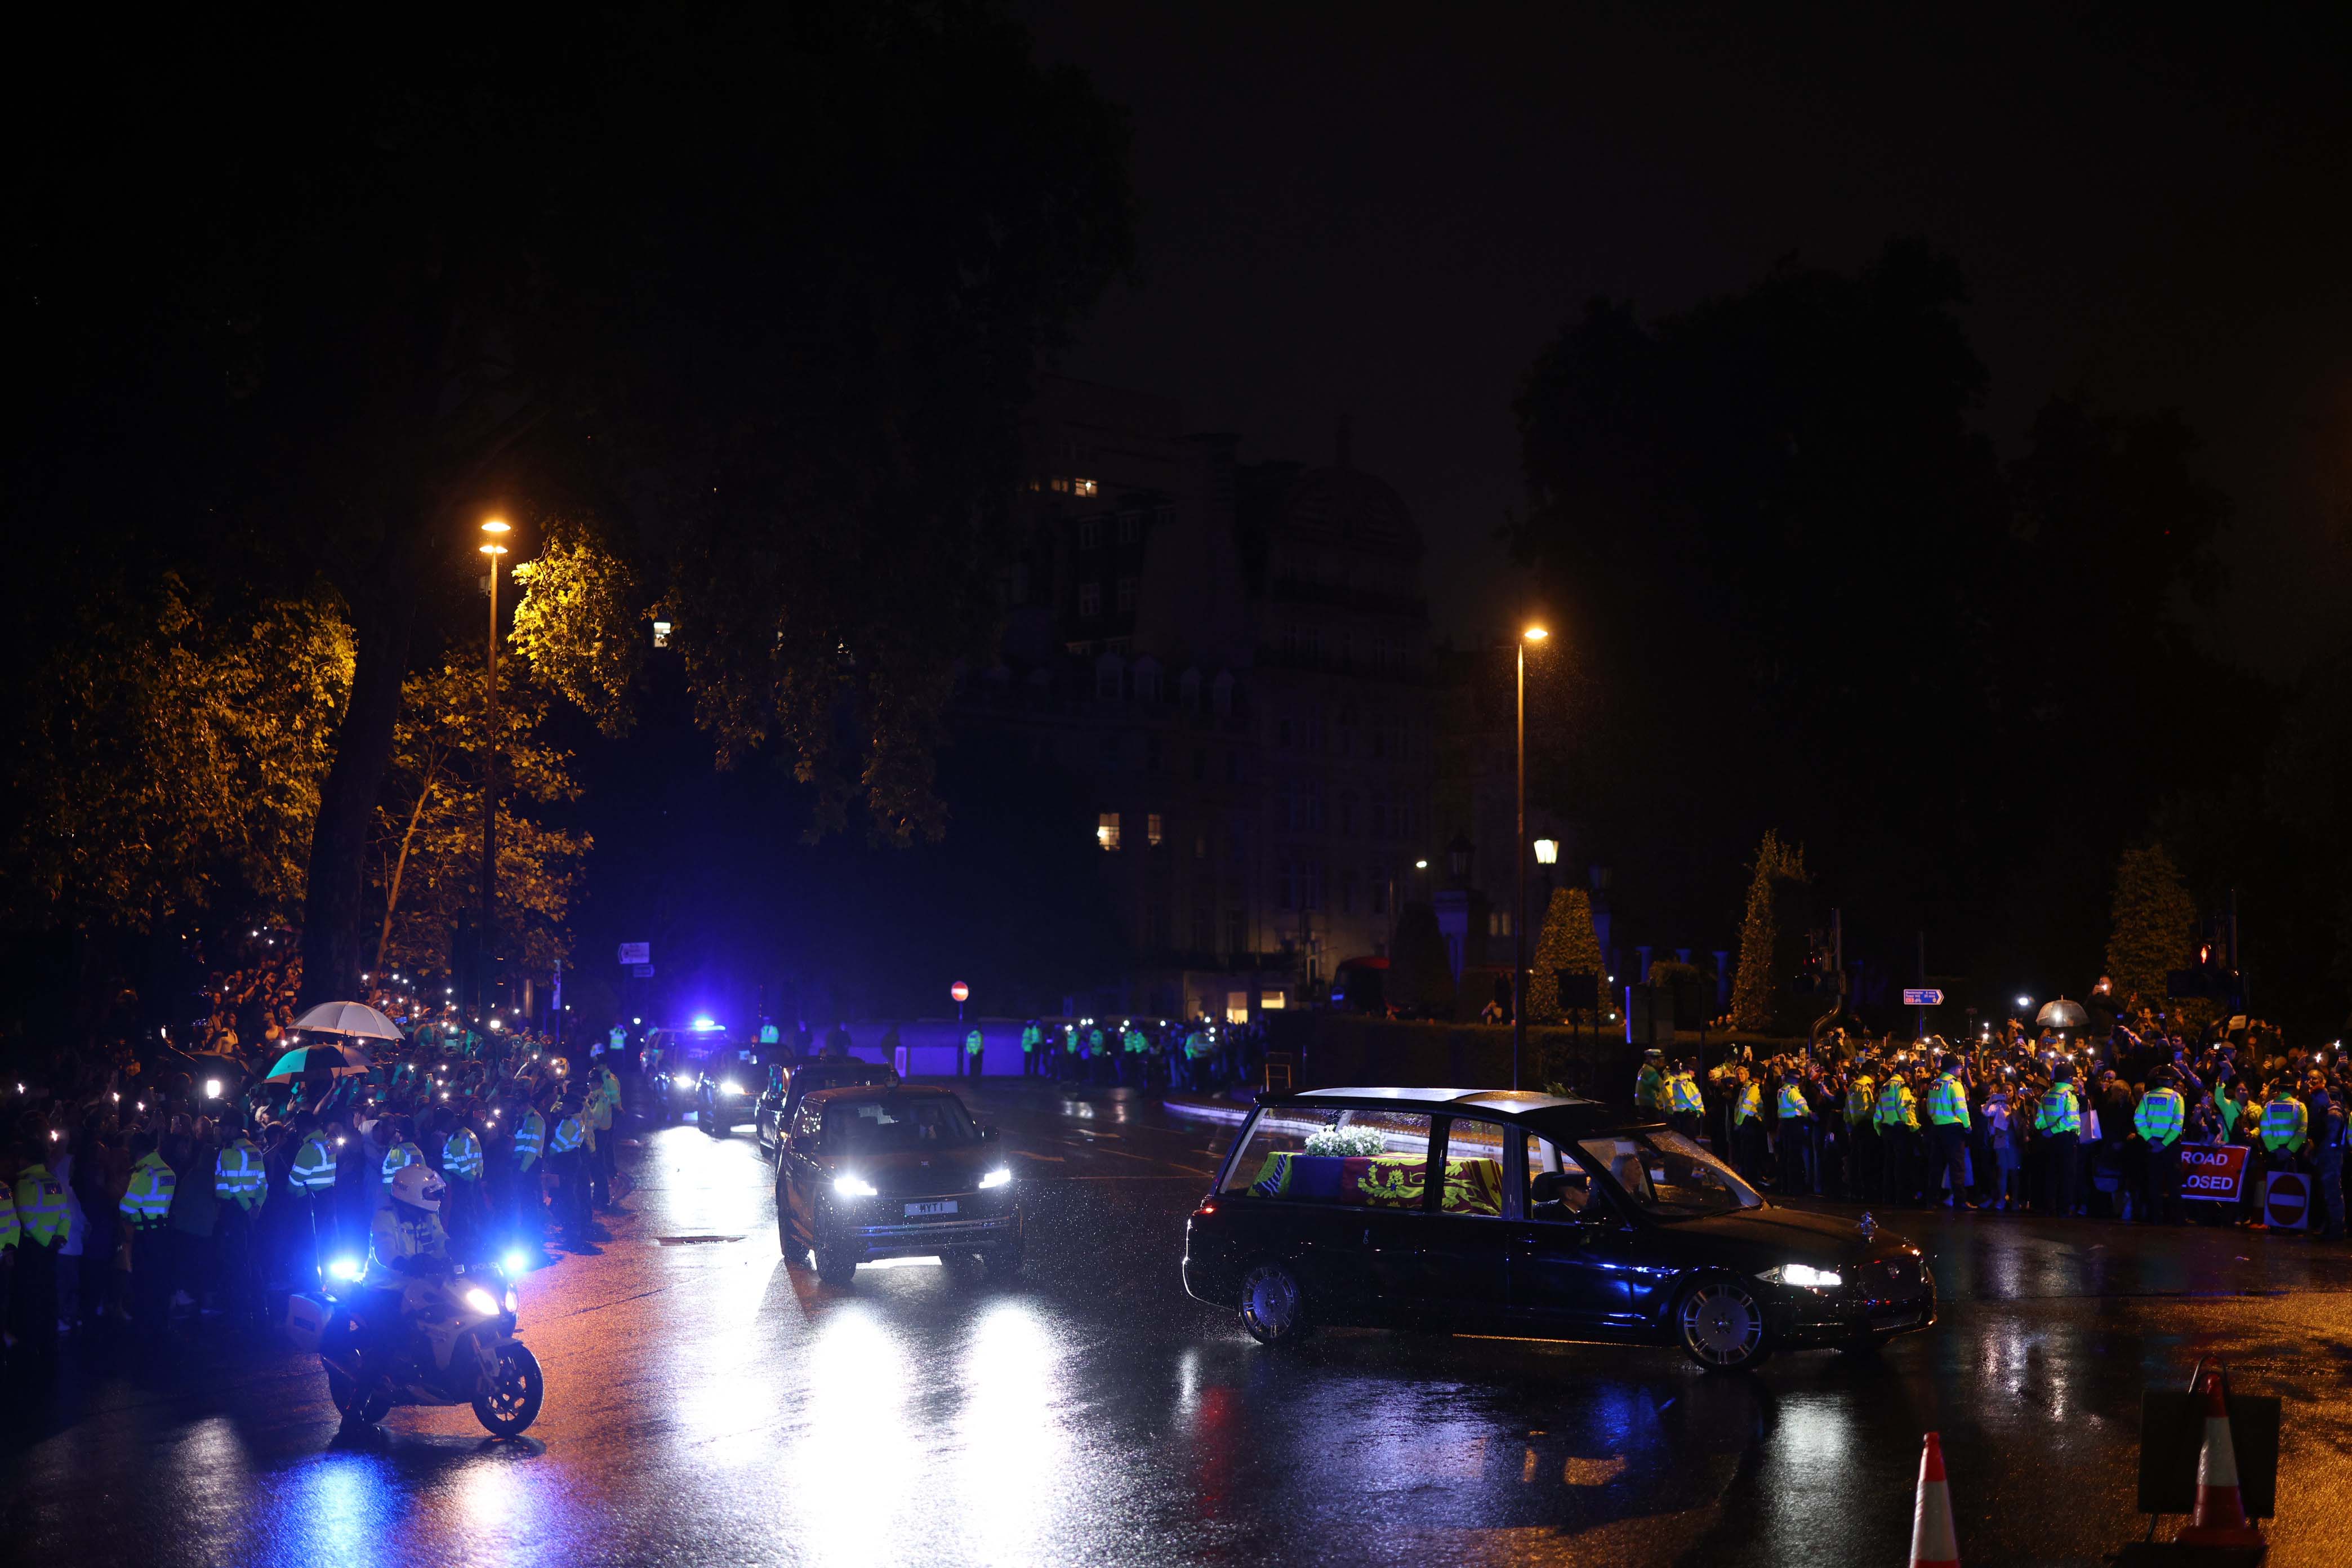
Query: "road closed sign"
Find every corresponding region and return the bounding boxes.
[2179,1143,2249,1203]
[2264,1171,2311,1231]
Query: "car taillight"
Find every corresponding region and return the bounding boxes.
[1191,1198,1218,1219]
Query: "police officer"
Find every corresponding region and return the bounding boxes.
[213,1124,270,1331]
[1635,1050,1670,1117]
[1877,1065,1920,1206]
[1925,1054,1974,1210]
[1730,1067,1767,1183]
[963,1026,984,1079]
[1021,1020,1043,1077]
[2036,1062,2083,1217]
[1775,1068,1815,1195]
[1845,1060,1881,1200]
[1668,1062,1705,1146]
[440,1112,486,1259]
[510,1093,547,1246]
[13,1138,72,1358]
[546,1093,594,1250]
[351,1163,451,1428]
[119,1132,178,1339]
[2134,1068,2187,1226]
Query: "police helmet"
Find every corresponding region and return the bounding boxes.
[390,1164,446,1213]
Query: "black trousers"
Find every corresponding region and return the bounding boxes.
[1930,1124,1970,1204]
[1848,1124,1880,1200]
[2144,1140,2181,1224]
[2040,1130,2079,1215]
[131,1227,175,1337]
[1880,1126,1915,1205]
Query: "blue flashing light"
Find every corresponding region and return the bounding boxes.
[692,1016,720,1031]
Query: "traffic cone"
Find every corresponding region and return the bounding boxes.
[2176,1371,2262,1547]
[1910,1431,1959,1568]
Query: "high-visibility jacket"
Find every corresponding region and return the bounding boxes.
[1846,1076,1877,1127]
[1669,1072,1705,1115]
[1636,1066,1669,1112]
[1733,1082,1762,1125]
[366,1205,448,1289]
[382,1138,424,1190]
[1124,1029,1147,1054]
[215,1138,269,1211]
[1926,1074,1970,1128]
[1876,1080,1919,1132]
[2135,1088,2185,1147]
[14,1163,72,1248]
[0,1186,17,1250]
[120,1151,177,1227]
[1777,1083,1812,1120]
[587,1082,614,1133]
[2035,1084,2081,1136]
[1021,1025,1041,1054]
[966,1030,985,1056]
[291,1133,338,1195]
[548,1115,586,1158]
[513,1109,546,1170]
[443,1128,485,1181]
[2260,1095,2308,1153]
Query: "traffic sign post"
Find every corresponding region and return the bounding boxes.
[951,980,969,1023]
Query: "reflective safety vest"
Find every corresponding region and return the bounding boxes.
[382,1139,424,1190]
[1636,1066,1669,1112]
[2035,1084,2081,1136]
[215,1138,269,1211]
[291,1133,338,1195]
[1021,1025,1041,1054]
[1777,1083,1812,1120]
[587,1079,614,1133]
[513,1110,546,1170]
[2260,1095,2308,1153]
[2135,1088,2185,1147]
[0,1187,17,1250]
[966,1030,985,1056]
[1124,1029,1148,1054]
[1733,1081,1762,1125]
[1846,1076,1877,1126]
[14,1164,70,1248]
[1876,1080,1918,1132]
[1926,1074,1970,1128]
[120,1150,177,1227]
[548,1115,586,1157]
[1670,1072,1705,1115]
[443,1128,485,1181]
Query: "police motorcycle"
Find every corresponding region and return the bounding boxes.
[284,1166,546,1437]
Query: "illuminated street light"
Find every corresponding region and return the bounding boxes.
[1512,622,1549,1090]
[1533,838,1558,865]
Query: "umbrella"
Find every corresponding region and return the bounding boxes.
[291,1000,404,1041]
[2036,998,2091,1032]
[264,1041,375,1083]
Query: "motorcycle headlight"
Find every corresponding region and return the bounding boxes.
[328,1256,366,1284]
[833,1173,879,1197]
[503,1287,519,1315]
[978,1166,1013,1190]
[462,1287,500,1317]
[1758,1263,1843,1290]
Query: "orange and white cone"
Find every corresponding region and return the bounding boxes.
[1910,1431,1959,1568]
[2176,1371,2262,1547]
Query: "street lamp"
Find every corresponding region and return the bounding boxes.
[478,519,512,1021]
[1533,838,1558,865]
[1514,623,1548,1090]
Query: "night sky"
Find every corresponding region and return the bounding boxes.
[1021,2,2352,670]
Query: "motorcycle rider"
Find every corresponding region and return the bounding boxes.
[347,1163,451,1429]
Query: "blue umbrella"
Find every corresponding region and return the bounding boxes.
[264,1041,374,1082]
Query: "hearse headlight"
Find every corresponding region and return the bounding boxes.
[1758,1263,1843,1290]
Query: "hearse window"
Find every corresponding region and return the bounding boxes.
[1577,1129,1762,1218]
[1525,1133,1594,1219]
[1435,1117,1508,1217]
[1221,1107,1434,1209]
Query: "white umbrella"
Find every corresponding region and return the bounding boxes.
[291,1000,405,1041]
[2036,998,2090,1032]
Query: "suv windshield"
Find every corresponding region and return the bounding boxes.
[1576,1129,1763,1218]
[822,1095,976,1150]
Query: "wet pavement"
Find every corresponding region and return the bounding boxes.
[7,1080,2352,1566]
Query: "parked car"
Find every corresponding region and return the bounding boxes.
[1182,1086,1936,1371]
[774,1085,1022,1286]
[753,1057,901,1159]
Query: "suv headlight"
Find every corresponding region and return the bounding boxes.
[1758,1263,1843,1290]
[978,1167,1013,1190]
[675,1071,696,1088]
[719,1079,742,1097]
[833,1174,879,1197]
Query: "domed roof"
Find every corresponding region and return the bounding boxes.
[1279,466,1422,558]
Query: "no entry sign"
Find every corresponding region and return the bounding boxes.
[951,981,970,1004]
[2179,1143,2249,1203]
[2264,1171,2310,1230]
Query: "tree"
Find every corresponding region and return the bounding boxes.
[3,575,353,936]
[1730,831,1809,1034]
[13,5,1135,1008]
[370,659,590,978]
[2103,844,2199,1009]
[1526,887,1606,1026]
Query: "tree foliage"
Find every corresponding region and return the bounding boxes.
[1526,886,1606,1026]
[3,576,353,934]
[1730,831,1808,1034]
[2103,843,2199,1006]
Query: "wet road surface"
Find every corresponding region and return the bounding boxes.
[7,1080,2352,1566]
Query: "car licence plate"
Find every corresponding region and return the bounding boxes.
[906,1200,957,1217]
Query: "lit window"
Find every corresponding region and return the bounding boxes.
[1078,582,1102,617]
[1050,476,1071,494]
[1116,576,1137,612]
[1260,992,1286,1012]
[1147,813,1164,847]
[1074,478,1099,497]
[1097,813,1122,852]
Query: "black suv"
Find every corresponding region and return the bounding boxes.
[1183,1086,1935,1371]
[774,1085,1022,1286]
[753,1057,900,1159]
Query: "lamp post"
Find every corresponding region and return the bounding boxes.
[1514,624,1548,1090]
[478,519,511,1022]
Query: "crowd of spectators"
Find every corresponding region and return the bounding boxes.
[1674,1010,2347,1239]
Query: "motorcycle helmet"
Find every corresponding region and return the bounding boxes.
[390,1164,446,1213]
